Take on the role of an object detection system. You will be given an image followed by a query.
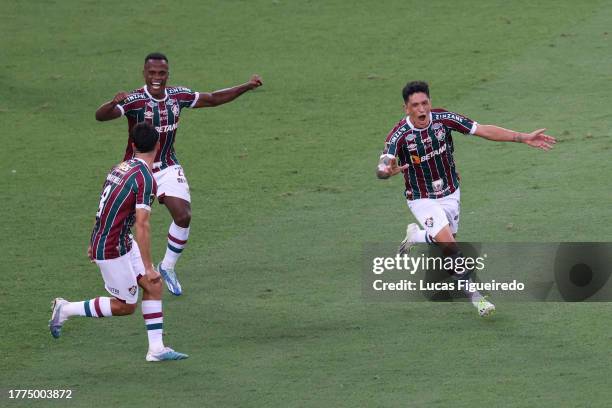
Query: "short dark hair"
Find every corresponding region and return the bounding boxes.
[131,122,159,153]
[144,52,168,64]
[402,81,430,102]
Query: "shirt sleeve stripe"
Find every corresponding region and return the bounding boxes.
[189,92,200,108]
[136,204,151,211]
[469,122,478,135]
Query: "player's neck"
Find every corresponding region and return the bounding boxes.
[135,153,156,170]
[146,85,166,100]
[149,89,165,99]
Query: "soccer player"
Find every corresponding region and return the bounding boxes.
[377,81,556,316]
[49,122,188,362]
[95,52,263,296]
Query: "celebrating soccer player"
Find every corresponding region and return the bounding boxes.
[377,81,556,316]
[95,52,263,296]
[49,122,188,361]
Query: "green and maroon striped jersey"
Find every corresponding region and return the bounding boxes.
[118,85,199,171]
[90,158,157,260]
[383,108,477,200]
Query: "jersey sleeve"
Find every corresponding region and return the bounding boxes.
[172,87,200,109]
[116,93,143,118]
[134,171,156,212]
[437,109,478,135]
[382,123,408,157]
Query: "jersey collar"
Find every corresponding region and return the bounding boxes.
[143,85,168,102]
[405,112,433,131]
[133,157,149,168]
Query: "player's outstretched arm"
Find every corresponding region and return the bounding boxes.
[134,208,160,283]
[192,74,263,108]
[376,154,408,179]
[95,92,128,121]
[474,125,556,151]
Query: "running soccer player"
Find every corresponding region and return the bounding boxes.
[95,52,263,296]
[49,122,188,362]
[377,81,556,316]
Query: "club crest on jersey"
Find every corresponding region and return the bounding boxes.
[432,179,443,192]
[128,285,137,296]
[432,123,445,141]
[171,104,180,116]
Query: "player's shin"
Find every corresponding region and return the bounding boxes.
[161,222,189,269]
[61,297,113,320]
[142,300,164,352]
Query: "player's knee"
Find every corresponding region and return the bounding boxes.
[146,279,163,298]
[115,302,137,315]
[125,302,137,314]
[174,209,191,227]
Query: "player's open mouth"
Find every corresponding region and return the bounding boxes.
[151,82,162,89]
[418,114,426,121]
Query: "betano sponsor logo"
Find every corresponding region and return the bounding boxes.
[156,123,178,133]
[410,143,447,164]
[421,144,447,162]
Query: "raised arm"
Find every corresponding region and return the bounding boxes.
[95,91,128,121]
[474,125,556,151]
[192,74,262,108]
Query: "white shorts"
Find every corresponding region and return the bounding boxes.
[95,241,145,304]
[154,164,191,203]
[407,188,461,237]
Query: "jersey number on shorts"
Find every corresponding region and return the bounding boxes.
[96,185,112,218]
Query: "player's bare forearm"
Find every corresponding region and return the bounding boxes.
[474,125,523,142]
[194,85,251,108]
[475,124,556,151]
[193,74,263,108]
[95,102,122,121]
[95,91,128,121]
[134,210,154,271]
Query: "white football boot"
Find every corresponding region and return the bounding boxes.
[146,347,189,362]
[475,297,496,317]
[398,223,421,255]
[49,298,69,338]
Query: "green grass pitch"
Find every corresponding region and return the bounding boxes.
[2,1,612,406]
